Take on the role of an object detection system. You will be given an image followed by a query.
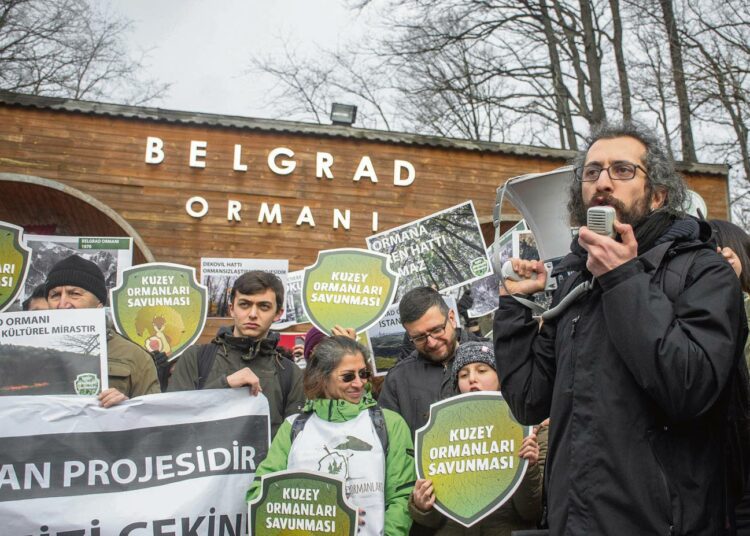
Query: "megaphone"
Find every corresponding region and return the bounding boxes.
[491,166,575,272]
[492,166,587,320]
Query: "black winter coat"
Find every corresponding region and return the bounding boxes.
[494,227,746,536]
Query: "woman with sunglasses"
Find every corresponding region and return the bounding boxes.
[246,335,415,535]
[409,341,546,535]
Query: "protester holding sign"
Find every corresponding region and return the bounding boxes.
[408,342,545,535]
[246,336,415,535]
[45,255,160,406]
[168,270,304,436]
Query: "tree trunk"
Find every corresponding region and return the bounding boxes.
[609,0,632,121]
[552,2,593,124]
[579,0,607,125]
[539,0,578,149]
[658,0,697,161]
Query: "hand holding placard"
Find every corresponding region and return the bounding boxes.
[414,392,532,528]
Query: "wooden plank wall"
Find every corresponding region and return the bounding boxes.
[0,106,728,266]
[0,105,730,337]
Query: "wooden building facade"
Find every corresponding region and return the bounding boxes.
[0,91,730,334]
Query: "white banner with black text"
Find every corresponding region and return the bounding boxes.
[0,389,270,536]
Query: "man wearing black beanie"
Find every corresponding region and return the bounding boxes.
[46,255,160,406]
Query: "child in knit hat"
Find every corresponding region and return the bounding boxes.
[409,341,547,535]
[450,341,499,392]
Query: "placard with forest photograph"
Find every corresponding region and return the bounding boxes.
[0,308,108,395]
[467,220,527,319]
[366,202,492,302]
[200,258,288,319]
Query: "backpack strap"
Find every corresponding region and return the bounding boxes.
[196,343,219,390]
[275,355,295,410]
[369,406,389,455]
[290,411,313,442]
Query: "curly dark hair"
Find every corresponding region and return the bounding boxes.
[567,121,688,226]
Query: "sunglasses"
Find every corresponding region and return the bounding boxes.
[338,369,371,383]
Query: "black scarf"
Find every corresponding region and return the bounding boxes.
[633,209,676,255]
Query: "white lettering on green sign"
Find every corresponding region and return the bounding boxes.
[427,424,517,476]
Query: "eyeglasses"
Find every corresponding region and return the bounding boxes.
[575,162,647,182]
[408,318,449,345]
[339,369,371,383]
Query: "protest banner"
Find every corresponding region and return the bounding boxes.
[0,308,108,396]
[200,257,289,320]
[415,391,531,527]
[367,296,460,375]
[467,220,527,318]
[0,389,269,536]
[19,234,132,308]
[110,263,207,360]
[366,201,492,302]
[285,270,309,325]
[302,248,398,336]
[248,470,358,535]
[0,221,31,312]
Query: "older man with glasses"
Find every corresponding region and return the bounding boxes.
[495,122,748,535]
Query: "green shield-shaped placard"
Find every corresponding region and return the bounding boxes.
[109,263,207,360]
[415,392,531,527]
[302,248,398,335]
[0,221,31,312]
[248,470,358,536]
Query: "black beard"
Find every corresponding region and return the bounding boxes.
[417,338,458,364]
[587,193,651,226]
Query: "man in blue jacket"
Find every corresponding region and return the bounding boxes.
[495,122,747,535]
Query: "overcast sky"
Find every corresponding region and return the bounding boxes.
[110,0,369,119]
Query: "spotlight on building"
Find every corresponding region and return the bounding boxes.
[330,103,357,126]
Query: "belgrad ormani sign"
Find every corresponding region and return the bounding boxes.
[144,137,417,232]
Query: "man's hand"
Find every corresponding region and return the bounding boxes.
[578,220,637,277]
[412,478,436,512]
[226,367,262,396]
[98,388,128,408]
[500,258,547,296]
[331,325,356,339]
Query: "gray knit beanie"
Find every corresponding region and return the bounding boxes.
[451,341,496,386]
[45,255,108,305]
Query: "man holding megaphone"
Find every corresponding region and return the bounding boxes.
[494,122,747,536]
